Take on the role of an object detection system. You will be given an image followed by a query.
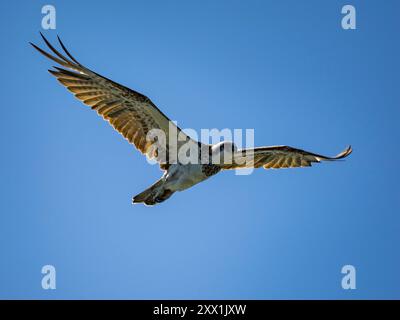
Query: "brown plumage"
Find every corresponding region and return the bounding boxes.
[30,32,199,167]
[221,145,352,170]
[31,34,352,205]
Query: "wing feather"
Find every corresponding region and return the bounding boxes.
[31,33,200,167]
[221,145,352,170]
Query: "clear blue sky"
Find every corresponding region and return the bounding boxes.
[0,0,399,299]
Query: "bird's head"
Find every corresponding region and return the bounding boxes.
[211,141,238,164]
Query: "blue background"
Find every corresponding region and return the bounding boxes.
[0,0,399,299]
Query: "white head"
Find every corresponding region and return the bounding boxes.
[211,141,238,165]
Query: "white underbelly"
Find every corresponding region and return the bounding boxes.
[166,164,207,191]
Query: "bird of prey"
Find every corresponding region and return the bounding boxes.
[31,34,352,206]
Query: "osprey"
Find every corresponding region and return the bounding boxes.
[31,34,352,206]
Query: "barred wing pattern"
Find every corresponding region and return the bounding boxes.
[31,33,199,166]
[223,145,352,170]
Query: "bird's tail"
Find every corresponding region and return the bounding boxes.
[132,179,174,206]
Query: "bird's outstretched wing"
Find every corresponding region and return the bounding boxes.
[221,145,352,170]
[31,33,199,167]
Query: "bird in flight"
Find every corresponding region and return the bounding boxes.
[31,33,352,206]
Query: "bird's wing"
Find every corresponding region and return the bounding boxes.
[31,33,200,167]
[221,145,352,170]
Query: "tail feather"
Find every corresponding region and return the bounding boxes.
[132,179,174,206]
